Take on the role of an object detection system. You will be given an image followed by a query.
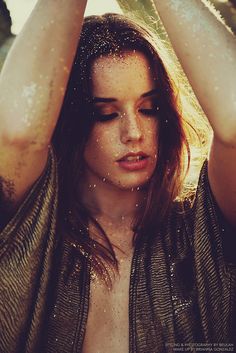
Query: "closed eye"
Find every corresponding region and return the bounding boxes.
[93,112,118,122]
[139,108,160,116]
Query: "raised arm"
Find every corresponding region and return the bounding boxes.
[152,0,236,227]
[0,0,87,213]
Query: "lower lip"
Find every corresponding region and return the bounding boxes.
[117,157,149,171]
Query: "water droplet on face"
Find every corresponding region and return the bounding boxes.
[102,178,106,182]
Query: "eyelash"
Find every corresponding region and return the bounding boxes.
[94,108,160,122]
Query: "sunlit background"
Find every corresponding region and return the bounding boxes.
[5,0,122,34]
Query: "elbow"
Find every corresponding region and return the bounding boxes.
[214,129,236,148]
[0,130,50,152]
[213,113,236,147]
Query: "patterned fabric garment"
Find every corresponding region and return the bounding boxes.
[0,147,236,353]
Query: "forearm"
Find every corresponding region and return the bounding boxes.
[152,0,236,144]
[0,0,87,149]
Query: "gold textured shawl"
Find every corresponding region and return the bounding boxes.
[0,147,58,353]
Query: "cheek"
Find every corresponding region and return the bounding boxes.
[84,126,117,164]
[145,120,159,149]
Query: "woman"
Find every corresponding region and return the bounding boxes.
[0,1,236,352]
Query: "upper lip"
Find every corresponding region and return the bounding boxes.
[117,151,148,162]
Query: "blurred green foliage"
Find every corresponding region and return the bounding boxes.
[116,0,236,35]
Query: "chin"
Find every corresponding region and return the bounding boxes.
[114,175,152,191]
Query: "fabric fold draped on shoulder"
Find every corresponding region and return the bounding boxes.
[187,158,236,345]
[0,146,58,353]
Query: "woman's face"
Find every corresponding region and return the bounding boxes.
[83,51,159,190]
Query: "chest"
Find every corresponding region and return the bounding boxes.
[82,256,132,353]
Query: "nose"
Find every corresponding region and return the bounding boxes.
[120,111,144,144]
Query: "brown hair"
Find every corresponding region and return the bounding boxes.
[52,13,210,286]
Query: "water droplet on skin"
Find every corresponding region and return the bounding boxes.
[93,184,97,188]
[102,178,106,182]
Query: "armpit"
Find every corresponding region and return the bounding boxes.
[0,176,15,232]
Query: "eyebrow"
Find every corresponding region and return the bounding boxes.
[92,88,159,103]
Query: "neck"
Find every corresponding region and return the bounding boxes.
[80,175,147,224]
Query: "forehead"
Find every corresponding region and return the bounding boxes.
[90,51,155,98]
